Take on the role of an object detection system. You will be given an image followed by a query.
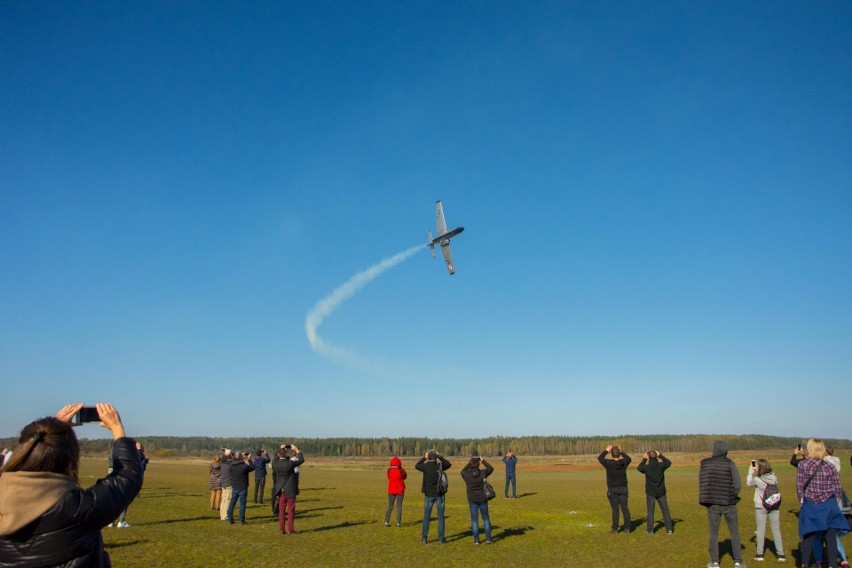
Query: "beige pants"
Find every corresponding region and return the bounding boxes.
[219,487,232,520]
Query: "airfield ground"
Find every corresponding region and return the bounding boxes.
[87,450,850,567]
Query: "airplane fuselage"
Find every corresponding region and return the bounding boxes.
[430,226,464,246]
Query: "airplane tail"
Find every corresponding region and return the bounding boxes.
[428,231,435,257]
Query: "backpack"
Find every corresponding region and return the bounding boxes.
[437,464,449,496]
[761,480,782,510]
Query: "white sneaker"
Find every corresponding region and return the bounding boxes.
[107,523,114,528]
[117,521,130,528]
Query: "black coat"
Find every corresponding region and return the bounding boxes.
[415,456,452,497]
[272,453,304,499]
[460,461,494,503]
[0,437,142,567]
[637,456,671,497]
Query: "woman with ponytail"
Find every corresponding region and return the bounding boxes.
[0,402,142,566]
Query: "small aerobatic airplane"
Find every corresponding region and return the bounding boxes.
[428,200,465,275]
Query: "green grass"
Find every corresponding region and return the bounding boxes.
[78,451,851,567]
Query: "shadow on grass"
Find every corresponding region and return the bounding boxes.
[717,538,746,564]
[300,505,344,514]
[502,492,536,499]
[105,540,146,549]
[495,525,534,541]
[306,520,373,533]
[138,515,218,526]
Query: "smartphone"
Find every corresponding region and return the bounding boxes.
[73,407,100,425]
[751,460,756,467]
[797,444,802,451]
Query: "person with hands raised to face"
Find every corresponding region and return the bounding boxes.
[598,444,632,534]
[0,402,142,567]
[416,450,452,544]
[638,450,673,535]
[272,444,304,535]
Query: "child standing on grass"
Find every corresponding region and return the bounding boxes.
[385,456,407,527]
[747,458,786,562]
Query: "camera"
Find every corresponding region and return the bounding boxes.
[73,407,100,425]
[284,444,292,450]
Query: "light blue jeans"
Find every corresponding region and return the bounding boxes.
[469,501,492,542]
[422,495,445,541]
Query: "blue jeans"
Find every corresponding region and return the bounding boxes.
[505,475,516,498]
[227,487,248,523]
[469,501,492,542]
[422,495,445,540]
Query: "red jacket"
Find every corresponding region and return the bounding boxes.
[387,457,407,495]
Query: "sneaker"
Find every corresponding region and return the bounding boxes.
[107,523,114,528]
[438,539,447,544]
[117,522,130,528]
[733,563,746,568]
[486,539,493,544]
[707,563,720,568]
[421,537,427,544]
[840,561,848,568]
[754,554,764,561]
[473,541,480,545]
[776,557,786,563]
[384,522,390,527]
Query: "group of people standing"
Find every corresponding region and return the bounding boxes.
[208,445,304,533]
[383,450,519,545]
[600,439,849,568]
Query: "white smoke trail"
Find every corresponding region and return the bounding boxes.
[305,244,425,370]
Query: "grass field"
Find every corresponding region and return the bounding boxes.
[81,450,851,567]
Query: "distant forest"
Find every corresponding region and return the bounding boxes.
[3,434,846,459]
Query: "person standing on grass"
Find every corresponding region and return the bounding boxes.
[209,454,222,511]
[502,451,518,498]
[796,438,848,568]
[637,450,673,535]
[598,444,632,533]
[461,455,495,545]
[253,449,271,504]
[226,451,254,525]
[416,450,452,544]
[385,456,407,527]
[272,445,304,535]
[699,440,745,568]
[219,450,233,521]
[747,458,785,563]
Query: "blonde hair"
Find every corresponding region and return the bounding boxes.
[807,438,826,460]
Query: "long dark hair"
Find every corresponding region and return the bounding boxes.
[463,457,482,472]
[0,416,80,481]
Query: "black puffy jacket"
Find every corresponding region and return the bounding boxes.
[0,437,143,567]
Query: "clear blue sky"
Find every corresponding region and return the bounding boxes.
[2,2,850,440]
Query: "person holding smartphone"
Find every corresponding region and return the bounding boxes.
[747,458,786,562]
[0,403,142,566]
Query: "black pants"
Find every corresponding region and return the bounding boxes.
[608,488,631,531]
[254,477,266,503]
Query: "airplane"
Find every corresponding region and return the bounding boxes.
[428,200,465,275]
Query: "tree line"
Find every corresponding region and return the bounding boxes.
[4,433,842,459]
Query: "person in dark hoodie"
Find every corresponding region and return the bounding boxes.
[637,450,673,535]
[0,403,142,567]
[461,455,495,545]
[226,451,254,525]
[415,450,452,544]
[385,456,407,527]
[598,444,632,533]
[699,440,745,568]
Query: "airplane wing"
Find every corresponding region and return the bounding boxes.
[435,200,448,236]
[440,242,455,275]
